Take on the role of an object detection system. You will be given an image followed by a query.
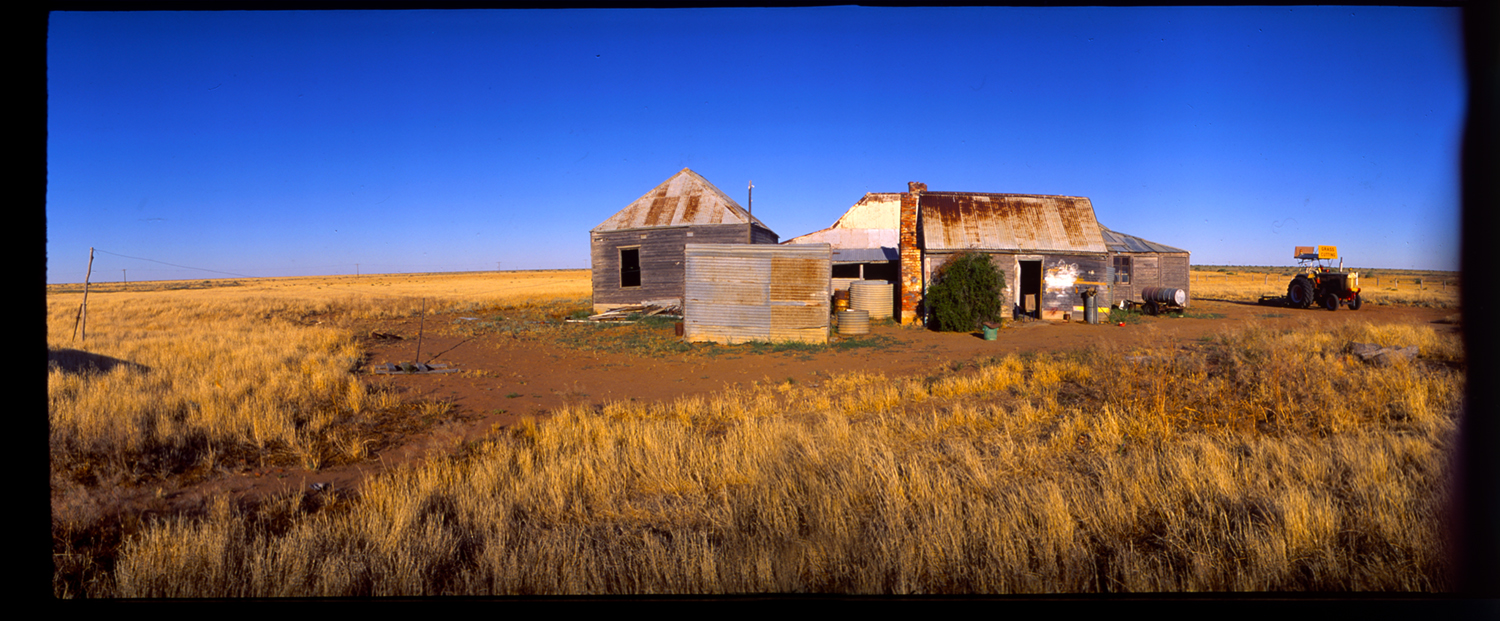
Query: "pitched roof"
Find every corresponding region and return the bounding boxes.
[919,192,1108,254]
[1100,226,1189,254]
[783,193,901,249]
[593,168,773,233]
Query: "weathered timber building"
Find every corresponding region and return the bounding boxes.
[905,185,1115,322]
[591,168,777,313]
[786,182,1192,323]
[683,243,832,344]
[1100,226,1191,305]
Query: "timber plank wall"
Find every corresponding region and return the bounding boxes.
[591,223,778,307]
[1112,253,1191,306]
[924,251,1113,320]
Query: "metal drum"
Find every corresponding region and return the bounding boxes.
[838,309,870,335]
[1141,287,1187,306]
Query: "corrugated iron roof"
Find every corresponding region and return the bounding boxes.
[920,192,1108,254]
[783,193,901,248]
[1099,226,1189,254]
[594,168,773,233]
[831,247,898,263]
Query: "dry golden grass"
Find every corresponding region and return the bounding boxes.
[48,270,593,597]
[93,320,1463,596]
[1190,267,1460,308]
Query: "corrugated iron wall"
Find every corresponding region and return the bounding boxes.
[684,244,831,344]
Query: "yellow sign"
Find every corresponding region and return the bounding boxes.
[1318,245,1338,260]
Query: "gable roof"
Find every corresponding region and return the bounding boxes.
[1100,226,1189,254]
[920,192,1108,254]
[593,168,773,233]
[783,192,901,249]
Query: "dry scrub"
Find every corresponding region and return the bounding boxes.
[93,321,1462,596]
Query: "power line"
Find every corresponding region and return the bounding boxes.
[93,249,254,278]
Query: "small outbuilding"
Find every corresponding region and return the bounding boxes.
[1099,226,1192,307]
[590,168,778,313]
[683,243,832,344]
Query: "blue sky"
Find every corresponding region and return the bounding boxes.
[46,7,1466,284]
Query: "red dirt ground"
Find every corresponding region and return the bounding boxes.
[145,298,1462,512]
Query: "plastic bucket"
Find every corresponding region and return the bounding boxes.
[981,322,999,340]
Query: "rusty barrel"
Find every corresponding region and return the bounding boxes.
[833,289,850,314]
[1141,287,1187,307]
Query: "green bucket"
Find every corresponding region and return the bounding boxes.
[981,322,999,341]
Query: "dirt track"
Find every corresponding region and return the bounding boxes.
[159,298,1460,510]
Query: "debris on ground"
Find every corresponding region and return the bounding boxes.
[571,303,684,323]
[369,331,404,340]
[1349,343,1418,366]
[370,361,460,374]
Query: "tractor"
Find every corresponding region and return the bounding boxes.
[1285,245,1362,311]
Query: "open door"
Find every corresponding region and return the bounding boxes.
[1019,260,1042,319]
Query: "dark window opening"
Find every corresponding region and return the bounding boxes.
[1114,256,1131,284]
[862,262,898,281]
[620,248,641,287]
[832,264,862,279]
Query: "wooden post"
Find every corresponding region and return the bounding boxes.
[415,298,427,364]
[73,247,95,344]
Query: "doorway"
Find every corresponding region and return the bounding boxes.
[1019,260,1042,319]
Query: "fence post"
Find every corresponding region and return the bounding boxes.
[72,247,95,344]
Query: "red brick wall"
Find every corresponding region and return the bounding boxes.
[899,182,926,324]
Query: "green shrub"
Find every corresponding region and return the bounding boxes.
[926,252,1006,332]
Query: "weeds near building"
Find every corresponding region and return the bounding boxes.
[926,251,1006,332]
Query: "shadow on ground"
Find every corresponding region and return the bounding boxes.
[48,348,150,375]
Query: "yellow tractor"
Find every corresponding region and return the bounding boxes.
[1286,245,1362,311]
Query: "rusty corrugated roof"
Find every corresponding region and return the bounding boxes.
[594,168,773,233]
[920,192,1108,254]
[1100,226,1189,254]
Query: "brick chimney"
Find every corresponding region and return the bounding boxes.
[898,182,926,325]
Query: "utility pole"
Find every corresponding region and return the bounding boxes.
[122,269,127,286]
[356,263,360,277]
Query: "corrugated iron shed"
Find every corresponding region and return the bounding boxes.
[1100,226,1189,254]
[593,168,772,233]
[684,244,831,345]
[920,193,1108,254]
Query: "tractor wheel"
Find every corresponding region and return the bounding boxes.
[1324,293,1339,311]
[1350,293,1362,311]
[1288,278,1314,309]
